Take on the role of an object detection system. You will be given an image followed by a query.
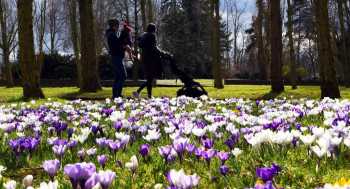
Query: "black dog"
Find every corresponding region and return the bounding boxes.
[159,52,208,98]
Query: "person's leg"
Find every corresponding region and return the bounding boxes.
[137,82,147,94]
[146,77,154,98]
[112,56,126,98]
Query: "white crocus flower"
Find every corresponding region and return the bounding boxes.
[300,135,316,145]
[39,180,59,189]
[0,165,6,179]
[73,127,91,143]
[22,175,33,187]
[110,111,126,122]
[3,180,17,189]
[311,145,327,158]
[344,137,350,147]
[331,137,342,146]
[143,129,161,142]
[231,148,242,157]
[125,155,138,172]
[192,127,205,137]
[312,127,325,137]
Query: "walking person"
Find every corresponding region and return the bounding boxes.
[105,19,132,99]
[134,23,162,98]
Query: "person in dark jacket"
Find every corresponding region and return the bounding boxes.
[134,23,162,98]
[105,19,128,99]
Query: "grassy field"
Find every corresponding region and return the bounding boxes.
[1,83,350,103]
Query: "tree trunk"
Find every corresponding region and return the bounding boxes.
[68,0,82,88]
[140,0,147,31]
[256,0,267,80]
[315,0,341,98]
[3,50,14,87]
[0,0,14,87]
[95,0,105,57]
[337,0,350,87]
[78,0,101,92]
[147,0,154,23]
[211,0,223,89]
[264,0,271,79]
[37,0,46,91]
[270,0,284,92]
[287,0,297,89]
[17,0,45,99]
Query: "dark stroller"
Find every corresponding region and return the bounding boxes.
[159,51,208,98]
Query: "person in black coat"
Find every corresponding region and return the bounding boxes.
[134,23,162,98]
[105,19,132,99]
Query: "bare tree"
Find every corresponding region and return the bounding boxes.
[17,0,45,98]
[227,0,246,66]
[67,0,82,87]
[0,0,17,87]
[336,0,350,87]
[45,0,65,55]
[34,0,47,83]
[287,0,297,89]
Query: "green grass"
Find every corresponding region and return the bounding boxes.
[1,82,350,103]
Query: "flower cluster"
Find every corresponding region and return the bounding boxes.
[0,97,350,188]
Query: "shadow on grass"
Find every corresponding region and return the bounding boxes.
[58,91,108,101]
[258,91,283,100]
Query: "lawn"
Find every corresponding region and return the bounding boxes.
[1,84,350,103]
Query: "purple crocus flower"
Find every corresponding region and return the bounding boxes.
[158,145,172,161]
[217,151,230,164]
[173,138,189,161]
[254,180,275,189]
[107,141,121,153]
[78,150,86,161]
[67,128,75,139]
[52,121,68,135]
[113,121,123,132]
[85,170,116,189]
[186,144,196,154]
[52,144,67,157]
[201,149,216,164]
[98,155,108,169]
[43,159,60,180]
[224,138,235,150]
[194,148,202,159]
[68,140,78,149]
[256,163,281,182]
[52,139,68,146]
[98,170,116,189]
[96,138,107,148]
[139,144,150,157]
[84,172,99,189]
[64,162,96,189]
[9,137,40,155]
[201,137,214,149]
[219,165,229,176]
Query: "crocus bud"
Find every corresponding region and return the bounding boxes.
[22,175,33,187]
